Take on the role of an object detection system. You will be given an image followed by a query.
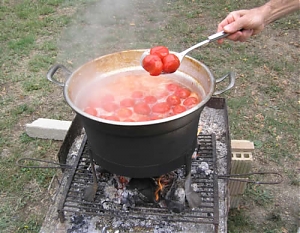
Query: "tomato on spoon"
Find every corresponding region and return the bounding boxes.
[142,54,163,76]
[162,54,180,73]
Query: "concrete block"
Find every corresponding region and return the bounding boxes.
[26,118,72,140]
[231,152,253,174]
[231,140,254,152]
[229,195,243,209]
[229,140,254,209]
[229,178,248,196]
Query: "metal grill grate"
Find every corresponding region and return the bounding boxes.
[57,134,219,229]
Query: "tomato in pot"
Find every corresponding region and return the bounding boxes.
[120,98,135,107]
[166,83,179,92]
[123,119,135,122]
[131,91,144,99]
[101,102,119,112]
[79,70,201,122]
[183,96,199,108]
[172,105,186,114]
[103,115,120,121]
[150,115,164,120]
[175,87,191,99]
[136,115,151,122]
[152,102,170,114]
[166,95,181,106]
[116,108,133,118]
[144,95,157,104]
[84,107,97,116]
[134,102,151,115]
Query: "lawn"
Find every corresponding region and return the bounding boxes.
[0,0,299,232]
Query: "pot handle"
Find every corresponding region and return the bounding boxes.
[47,64,72,87]
[213,71,236,95]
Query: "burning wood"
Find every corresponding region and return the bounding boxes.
[116,175,129,189]
[154,173,174,202]
[126,178,156,203]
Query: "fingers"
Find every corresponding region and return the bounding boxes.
[239,29,254,42]
[226,29,254,42]
[217,29,253,44]
[217,10,257,43]
[217,11,244,44]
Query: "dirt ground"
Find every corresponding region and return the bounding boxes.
[54,2,300,232]
[54,1,300,231]
[1,1,299,232]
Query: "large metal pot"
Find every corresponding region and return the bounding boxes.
[47,50,235,178]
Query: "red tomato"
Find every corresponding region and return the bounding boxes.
[116,108,133,118]
[166,95,181,106]
[134,102,151,115]
[122,118,135,122]
[183,97,199,107]
[150,46,169,59]
[172,105,186,114]
[162,54,180,73]
[120,98,135,107]
[152,102,170,113]
[175,87,191,99]
[101,102,119,112]
[144,95,157,104]
[142,54,163,76]
[84,107,97,116]
[150,115,164,120]
[103,115,120,121]
[136,115,151,122]
[131,91,144,99]
[166,83,180,92]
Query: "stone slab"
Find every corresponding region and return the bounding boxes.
[26,118,72,140]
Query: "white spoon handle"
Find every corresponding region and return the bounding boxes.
[178,31,229,60]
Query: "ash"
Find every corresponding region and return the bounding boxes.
[200,106,230,233]
[57,106,229,233]
[199,107,228,176]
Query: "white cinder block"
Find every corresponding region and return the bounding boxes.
[26,118,72,140]
[229,140,254,209]
[231,140,254,152]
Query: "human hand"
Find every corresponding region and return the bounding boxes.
[217,7,267,43]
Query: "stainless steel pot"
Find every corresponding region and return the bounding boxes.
[47,49,235,178]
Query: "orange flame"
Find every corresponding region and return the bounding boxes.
[154,177,163,201]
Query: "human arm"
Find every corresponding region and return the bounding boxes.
[217,0,300,43]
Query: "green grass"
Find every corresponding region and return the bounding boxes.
[245,185,273,207]
[0,0,299,232]
[228,209,255,233]
[0,1,91,232]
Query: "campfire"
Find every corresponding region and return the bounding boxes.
[40,97,230,233]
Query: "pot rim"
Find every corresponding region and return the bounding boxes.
[63,50,216,126]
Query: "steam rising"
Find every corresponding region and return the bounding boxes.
[57,0,168,67]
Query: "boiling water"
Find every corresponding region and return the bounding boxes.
[74,70,204,122]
